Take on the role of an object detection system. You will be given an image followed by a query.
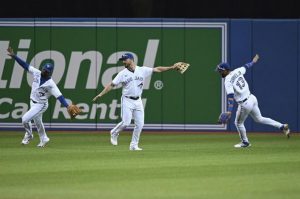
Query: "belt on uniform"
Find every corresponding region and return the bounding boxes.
[238,95,250,104]
[31,99,38,104]
[125,96,139,100]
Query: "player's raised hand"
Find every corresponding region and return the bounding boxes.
[252,54,259,63]
[7,47,15,57]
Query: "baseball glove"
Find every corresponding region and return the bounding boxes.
[174,62,190,74]
[67,104,81,119]
[218,112,232,124]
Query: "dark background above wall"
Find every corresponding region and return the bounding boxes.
[1,0,300,18]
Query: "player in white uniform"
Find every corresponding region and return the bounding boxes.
[7,47,71,147]
[93,53,177,150]
[216,54,290,148]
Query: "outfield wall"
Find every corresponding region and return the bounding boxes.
[228,19,299,133]
[0,19,299,132]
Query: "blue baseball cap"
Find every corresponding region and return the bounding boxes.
[119,53,134,61]
[42,63,54,76]
[216,62,230,71]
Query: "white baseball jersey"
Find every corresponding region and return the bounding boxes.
[112,66,153,97]
[110,65,153,148]
[224,67,250,102]
[28,66,62,103]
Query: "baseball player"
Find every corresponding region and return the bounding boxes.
[7,47,71,147]
[216,54,290,148]
[92,53,177,150]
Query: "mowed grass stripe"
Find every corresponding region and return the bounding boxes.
[0,132,299,199]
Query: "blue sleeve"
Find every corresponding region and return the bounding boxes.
[227,94,234,112]
[244,61,254,69]
[57,95,69,108]
[13,55,29,71]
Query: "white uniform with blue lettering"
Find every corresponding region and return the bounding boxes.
[224,66,283,143]
[110,65,153,148]
[22,66,62,142]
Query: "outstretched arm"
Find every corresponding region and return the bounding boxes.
[244,54,259,69]
[153,65,176,73]
[57,95,69,108]
[92,82,114,102]
[7,47,29,71]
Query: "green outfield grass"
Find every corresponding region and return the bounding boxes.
[0,131,299,199]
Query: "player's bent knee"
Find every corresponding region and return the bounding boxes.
[118,123,129,130]
[135,121,144,128]
[135,124,144,131]
[122,122,130,128]
[22,117,30,124]
[137,121,144,126]
[253,117,263,123]
[234,121,244,127]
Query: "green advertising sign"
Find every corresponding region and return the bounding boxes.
[0,19,227,130]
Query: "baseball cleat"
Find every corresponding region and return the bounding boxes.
[110,132,118,146]
[282,124,290,138]
[234,142,251,148]
[21,133,33,145]
[37,137,50,147]
[129,146,143,151]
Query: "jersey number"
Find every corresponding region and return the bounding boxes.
[39,92,45,97]
[236,77,245,90]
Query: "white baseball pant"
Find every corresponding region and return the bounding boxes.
[22,100,49,142]
[235,94,283,143]
[110,96,144,147]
